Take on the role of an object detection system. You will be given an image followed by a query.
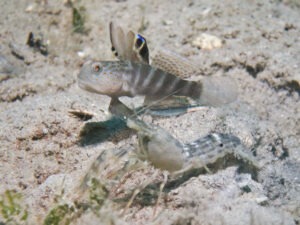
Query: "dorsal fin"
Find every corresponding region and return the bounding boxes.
[152,48,200,79]
[109,22,149,64]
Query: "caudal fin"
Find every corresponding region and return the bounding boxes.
[198,76,238,107]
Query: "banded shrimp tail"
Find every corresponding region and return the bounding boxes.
[126,118,259,174]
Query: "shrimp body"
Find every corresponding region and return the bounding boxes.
[127,118,259,173]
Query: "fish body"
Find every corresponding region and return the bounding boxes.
[78,60,201,100]
[78,22,237,111]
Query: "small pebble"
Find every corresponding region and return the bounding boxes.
[192,33,223,50]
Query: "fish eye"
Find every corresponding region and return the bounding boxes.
[92,63,101,72]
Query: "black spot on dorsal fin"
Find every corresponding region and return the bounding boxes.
[134,34,149,64]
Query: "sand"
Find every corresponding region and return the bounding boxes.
[0,0,299,224]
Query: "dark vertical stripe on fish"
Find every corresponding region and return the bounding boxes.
[129,62,201,99]
[142,67,156,88]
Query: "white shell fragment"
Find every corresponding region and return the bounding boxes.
[25,4,36,12]
[192,33,223,50]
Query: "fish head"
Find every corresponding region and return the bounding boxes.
[78,60,130,97]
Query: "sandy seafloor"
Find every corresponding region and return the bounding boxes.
[0,0,299,224]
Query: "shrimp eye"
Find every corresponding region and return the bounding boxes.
[92,63,101,72]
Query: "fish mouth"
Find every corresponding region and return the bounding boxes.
[77,78,101,94]
[77,74,115,96]
[77,79,89,90]
[77,70,97,93]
